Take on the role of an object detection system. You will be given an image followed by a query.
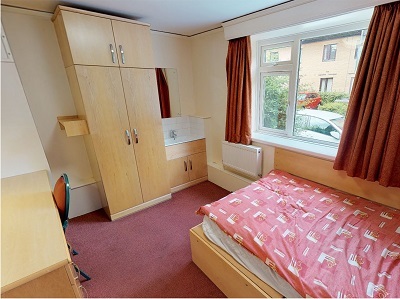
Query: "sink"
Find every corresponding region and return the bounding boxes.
[165,135,204,146]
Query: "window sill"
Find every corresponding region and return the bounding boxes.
[252,132,338,161]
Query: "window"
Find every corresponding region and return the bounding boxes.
[261,43,292,65]
[320,78,333,92]
[261,73,290,131]
[255,17,370,147]
[323,44,337,61]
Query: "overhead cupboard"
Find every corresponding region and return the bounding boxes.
[52,6,171,220]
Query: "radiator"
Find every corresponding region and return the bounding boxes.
[222,141,262,179]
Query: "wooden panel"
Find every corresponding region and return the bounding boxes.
[2,267,77,298]
[121,68,171,202]
[1,171,71,293]
[57,116,89,136]
[56,10,118,67]
[73,65,143,215]
[190,225,282,298]
[188,152,208,181]
[111,20,154,68]
[53,5,150,26]
[275,148,400,209]
[53,11,74,68]
[168,157,190,187]
[165,139,207,160]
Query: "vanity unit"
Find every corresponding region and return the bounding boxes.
[165,139,208,192]
[52,6,170,220]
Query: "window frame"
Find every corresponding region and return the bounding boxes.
[253,19,371,152]
[322,43,337,61]
[320,77,333,92]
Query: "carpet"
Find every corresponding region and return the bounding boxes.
[66,181,230,298]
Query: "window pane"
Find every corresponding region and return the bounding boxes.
[262,45,291,63]
[295,29,367,144]
[262,74,289,130]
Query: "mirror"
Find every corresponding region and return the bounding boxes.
[156,68,181,118]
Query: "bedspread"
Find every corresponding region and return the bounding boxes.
[197,170,400,298]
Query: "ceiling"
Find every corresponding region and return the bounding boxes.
[1,0,291,36]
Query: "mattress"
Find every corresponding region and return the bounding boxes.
[202,215,301,298]
[198,170,400,298]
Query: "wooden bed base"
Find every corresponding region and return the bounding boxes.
[190,148,400,298]
[190,224,282,298]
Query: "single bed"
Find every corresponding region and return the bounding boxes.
[190,148,400,298]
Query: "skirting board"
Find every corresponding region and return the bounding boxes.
[110,193,171,221]
[190,224,282,298]
[170,176,208,193]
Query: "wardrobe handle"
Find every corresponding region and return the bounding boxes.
[125,130,131,145]
[109,44,116,63]
[133,129,139,143]
[189,160,193,170]
[184,161,187,172]
[119,45,125,64]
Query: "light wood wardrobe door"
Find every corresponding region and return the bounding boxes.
[57,10,118,67]
[111,20,154,68]
[73,65,143,214]
[121,68,170,202]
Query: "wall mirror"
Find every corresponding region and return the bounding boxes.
[155,68,181,118]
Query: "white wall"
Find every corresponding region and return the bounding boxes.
[1,7,102,217]
[1,60,50,177]
[151,32,196,116]
[190,29,228,165]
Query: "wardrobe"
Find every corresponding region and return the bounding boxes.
[52,6,171,220]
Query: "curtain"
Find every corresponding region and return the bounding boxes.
[155,68,171,118]
[333,2,400,187]
[225,36,252,145]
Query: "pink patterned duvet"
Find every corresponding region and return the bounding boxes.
[197,170,400,298]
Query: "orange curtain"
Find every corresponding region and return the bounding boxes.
[225,36,252,145]
[333,2,400,187]
[155,68,171,118]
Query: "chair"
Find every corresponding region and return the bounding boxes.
[53,173,91,281]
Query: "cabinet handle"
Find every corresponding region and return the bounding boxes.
[109,44,116,63]
[125,129,131,145]
[119,45,125,64]
[133,128,139,143]
[184,161,187,172]
[189,160,193,170]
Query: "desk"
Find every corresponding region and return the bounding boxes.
[1,170,82,297]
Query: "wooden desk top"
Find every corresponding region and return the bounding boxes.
[1,170,71,293]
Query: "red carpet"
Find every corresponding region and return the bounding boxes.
[67,181,230,298]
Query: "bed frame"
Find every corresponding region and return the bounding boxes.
[190,148,400,298]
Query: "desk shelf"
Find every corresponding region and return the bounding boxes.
[57,116,89,137]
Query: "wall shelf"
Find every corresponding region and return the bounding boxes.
[57,115,89,137]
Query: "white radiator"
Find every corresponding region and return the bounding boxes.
[222,141,262,179]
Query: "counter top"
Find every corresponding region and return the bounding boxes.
[1,170,71,293]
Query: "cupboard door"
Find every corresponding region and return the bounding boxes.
[121,68,170,202]
[57,10,118,67]
[111,20,154,68]
[168,157,190,188]
[72,65,143,214]
[188,152,208,181]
